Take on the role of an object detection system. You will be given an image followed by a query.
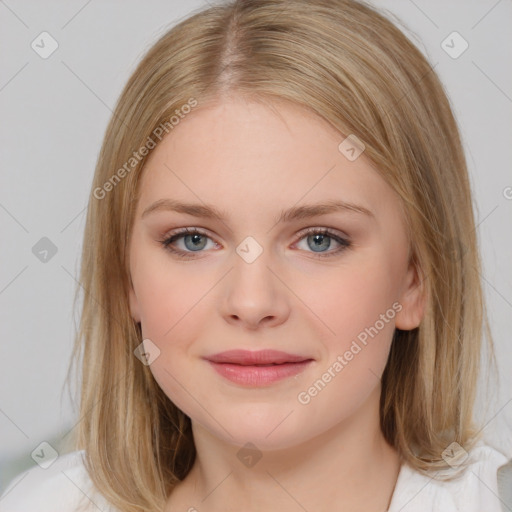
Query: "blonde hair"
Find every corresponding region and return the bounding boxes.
[67,0,493,510]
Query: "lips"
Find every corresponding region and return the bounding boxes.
[205,349,311,365]
[204,349,314,386]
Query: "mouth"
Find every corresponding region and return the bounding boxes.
[204,349,314,386]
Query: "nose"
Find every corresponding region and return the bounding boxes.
[220,248,291,331]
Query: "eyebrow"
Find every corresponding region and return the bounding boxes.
[141,198,374,223]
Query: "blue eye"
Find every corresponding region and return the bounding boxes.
[160,228,215,258]
[160,227,351,259]
[296,229,351,256]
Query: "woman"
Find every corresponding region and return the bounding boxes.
[1,0,509,510]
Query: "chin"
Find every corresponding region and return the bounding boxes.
[193,404,316,452]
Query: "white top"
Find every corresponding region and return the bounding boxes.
[0,444,509,511]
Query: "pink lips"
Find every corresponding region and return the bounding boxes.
[205,349,314,386]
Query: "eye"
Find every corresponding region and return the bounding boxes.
[294,228,351,258]
[160,227,351,260]
[159,228,218,259]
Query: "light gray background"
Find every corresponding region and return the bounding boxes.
[1,0,511,494]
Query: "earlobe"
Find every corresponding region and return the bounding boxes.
[395,260,426,331]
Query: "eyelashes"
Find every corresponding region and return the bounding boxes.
[159,227,351,260]
[160,228,218,258]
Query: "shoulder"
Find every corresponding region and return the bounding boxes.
[388,443,511,512]
[0,450,119,512]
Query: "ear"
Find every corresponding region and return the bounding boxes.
[128,278,141,323]
[395,258,426,330]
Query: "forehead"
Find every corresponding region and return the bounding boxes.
[136,97,397,225]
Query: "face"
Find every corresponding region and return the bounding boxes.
[128,96,424,450]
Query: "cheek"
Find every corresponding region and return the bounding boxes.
[131,237,207,340]
[131,256,211,414]
[293,264,398,421]
[136,274,204,347]
[295,257,400,411]
[302,258,400,347]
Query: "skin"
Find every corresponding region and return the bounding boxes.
[128,95,425,512]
